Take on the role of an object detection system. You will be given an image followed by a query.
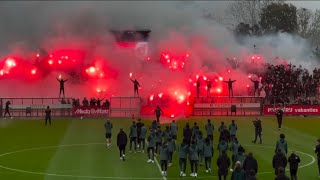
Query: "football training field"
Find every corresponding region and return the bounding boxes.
[0,116,319,180]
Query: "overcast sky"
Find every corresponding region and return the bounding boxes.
[0,1,318,52]
[288,1,320,11]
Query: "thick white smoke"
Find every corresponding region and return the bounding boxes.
[0,1,318,99]
[241,32,318,70]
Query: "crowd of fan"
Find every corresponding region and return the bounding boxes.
[72,97,110,108]
[72,63,320,107]
[262,63,320,105]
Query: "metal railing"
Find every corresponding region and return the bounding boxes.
[110,97,141,117]
[0,97,73,117]
[0,96,263,117]
[193,96,263,116]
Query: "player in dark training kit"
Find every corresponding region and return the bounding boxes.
[3,101,12,118]
[217,150,231,180]
[147,130,156,163]
[229,120,238,142]
[276,106,284,131]
[288,151,300,180]
[154,106,163,124]
[275,134,288,155]
[272,148,288,176]
[129,121,138,153]
[252,118,262,144]
[203,137,213,173]
[45,106,52,126]
[105,119,113,147]
[170,120,178,140]
[117,128,128,161]
[139,123,147,153]
[136,119,143,150]
[205,119,214,142]
[179,139,188,177]
[315,139,320,177]
[243,152,258,178]
[167,137,176,166]
[189,141,199,178]
[160,142,170,176]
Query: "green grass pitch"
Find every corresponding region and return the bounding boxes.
[0,116,319,180]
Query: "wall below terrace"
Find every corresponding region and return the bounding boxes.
[2,97,320,117]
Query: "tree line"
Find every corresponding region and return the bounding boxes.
[222,0,320,47]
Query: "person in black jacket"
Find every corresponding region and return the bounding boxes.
[104,99,110,109]
[220,128,231,144]
[3,101,12,118]
[218,122,227,142]
[275,167,290,180]
[117,128,128,161]
[206,80,212,97]
[45,106,52,126]
[276,106,284,131]
[243,152,258,178]
[154,106,163,124]
[217,150,231,180]
[272,149,288,176]
[96,98,104,107]
[130,78,140,97]
[183,123,192,145]
[196,78,200,97]
[223,78,236,97]
[252,118,262,144]
[251,78,260,96]
[288,151,301,180]
[315,139,320,177]
[57,77,68,98]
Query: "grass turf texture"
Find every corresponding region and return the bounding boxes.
[0,116,319,180]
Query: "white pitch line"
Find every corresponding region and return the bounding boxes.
[0,143,104,157]
[244,144,316,170]
[0,143,315,179]
[154,157,167,180]
[0,143,164,180]
[295,150,316,168]
[0,165,163,179]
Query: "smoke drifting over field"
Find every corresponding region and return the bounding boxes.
[0,1,317,100]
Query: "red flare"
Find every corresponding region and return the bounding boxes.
[31,69,37,75]
[149,94,154,101]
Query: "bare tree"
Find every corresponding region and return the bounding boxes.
[309,10,320,46]
[297,8,312,38]
[225,0,285,26]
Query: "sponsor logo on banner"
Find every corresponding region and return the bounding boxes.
[73,107,109,116]
[194,103,260,108]
[263,105,320,115]
[7,104,72,109]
